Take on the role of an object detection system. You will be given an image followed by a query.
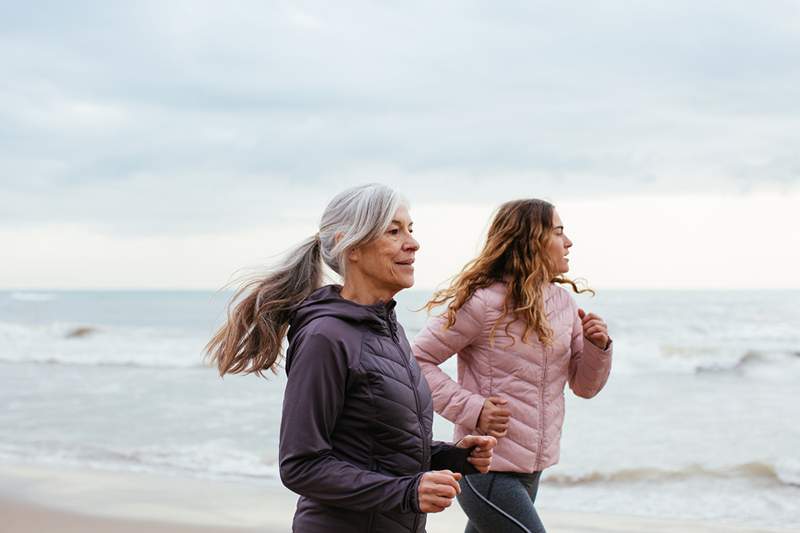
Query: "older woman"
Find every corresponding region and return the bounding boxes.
[206,184,496,533]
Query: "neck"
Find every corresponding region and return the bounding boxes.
[340,274,398,306]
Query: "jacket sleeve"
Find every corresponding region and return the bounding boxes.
[567,303,613,399]
[279,331,422,514]
[430,441,479,474]
[412,293,487,430]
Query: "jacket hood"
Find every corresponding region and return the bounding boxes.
[287,285,397,344]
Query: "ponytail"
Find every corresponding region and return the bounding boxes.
[205,234,322,376]
[206,183,404,377]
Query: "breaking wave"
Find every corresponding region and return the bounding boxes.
[545,461,800,488]
[694,349,800,375]
[0,321,209,369]
[0,440,279,482]
[9,292,57,302]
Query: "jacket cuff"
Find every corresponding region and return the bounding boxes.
[404,473,424,514]
[460,394,486,431]
[430,444,479,475]
[582,338,612,370]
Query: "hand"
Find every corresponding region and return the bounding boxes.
[456,435,497,474]
[477,396,511,438]
[578,308,610,350]
[417,470,462,513]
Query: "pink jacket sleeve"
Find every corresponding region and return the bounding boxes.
[412,293,487,430]
[568,304,613,399]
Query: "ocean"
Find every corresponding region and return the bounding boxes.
[1,289,798,527]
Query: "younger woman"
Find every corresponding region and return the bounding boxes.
[413,199,612,533]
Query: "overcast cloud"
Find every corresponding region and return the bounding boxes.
[2,1,800,235]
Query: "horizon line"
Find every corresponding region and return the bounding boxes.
[2,286,798,292]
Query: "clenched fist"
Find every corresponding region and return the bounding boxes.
[456,435,497,473]
[477,396,511,438]
[417,470,462,513]
[578,308,610,350]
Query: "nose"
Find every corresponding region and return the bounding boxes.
[565,235,573,248]
[405,233,420,252]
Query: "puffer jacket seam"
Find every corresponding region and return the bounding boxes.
[370,347,409,368]
[376,369,416,391]
[370,418,423,441]
[360,333,380,532]
[472,290,494,399]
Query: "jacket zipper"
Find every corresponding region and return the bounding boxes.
[537,344,549,471]
[384,309,426,531]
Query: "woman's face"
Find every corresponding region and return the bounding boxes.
[348,205,419,294]
[544,209,573,274]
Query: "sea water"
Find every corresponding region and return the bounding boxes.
[0,289,798,527]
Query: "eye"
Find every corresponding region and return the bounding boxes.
[388,228,400,235]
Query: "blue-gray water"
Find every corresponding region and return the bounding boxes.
[1,289,798,527]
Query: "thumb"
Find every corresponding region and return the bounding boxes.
[578,308,586,319]
[488,396,508,405]
[476,435,495,447]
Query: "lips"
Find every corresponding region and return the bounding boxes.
[395,258,415,266]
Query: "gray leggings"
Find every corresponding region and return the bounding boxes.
[457,471,546,533]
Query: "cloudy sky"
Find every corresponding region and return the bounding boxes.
[2,1,799,289]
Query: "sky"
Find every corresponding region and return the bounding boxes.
[2,1,799,290]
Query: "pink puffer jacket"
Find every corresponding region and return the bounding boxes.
[412,281,612,473]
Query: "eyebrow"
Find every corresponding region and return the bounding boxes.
[391,220,413,226]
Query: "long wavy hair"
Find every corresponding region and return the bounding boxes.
[206,183,404,376]
[425,199,593,346]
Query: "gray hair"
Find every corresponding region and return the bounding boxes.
[319,183,405,276]
[206,183,406,376]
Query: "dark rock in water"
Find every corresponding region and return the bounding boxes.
[65,326,97,338]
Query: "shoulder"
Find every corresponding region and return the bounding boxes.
[548,283,576,307]
[288,317,364,371]
[296,315,359,339]
[450,283,505,326]
[470,281,507,310]
[546,283,580,329]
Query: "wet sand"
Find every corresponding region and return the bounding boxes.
[0,463,794,533]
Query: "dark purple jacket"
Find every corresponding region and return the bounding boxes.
[279,285,475,533]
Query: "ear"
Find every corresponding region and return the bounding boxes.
[347,246,361,263]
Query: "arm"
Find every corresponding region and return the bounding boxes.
[568,305,613,399]
[279,331,421,513]
[412,293,487,430]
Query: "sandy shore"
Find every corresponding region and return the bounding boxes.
[0,463,795,533]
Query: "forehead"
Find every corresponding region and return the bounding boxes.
[551,209,562,226]
[390,204,412,224]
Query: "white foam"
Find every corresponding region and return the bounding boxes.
[775,457,800,487]
[9,292,56,302]
[544,461,794,488]
[0,321,208,368]
[0,440,279,482]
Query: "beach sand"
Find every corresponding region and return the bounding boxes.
[0,463,795,533]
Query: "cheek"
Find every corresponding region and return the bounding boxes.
[380,247,400,278]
